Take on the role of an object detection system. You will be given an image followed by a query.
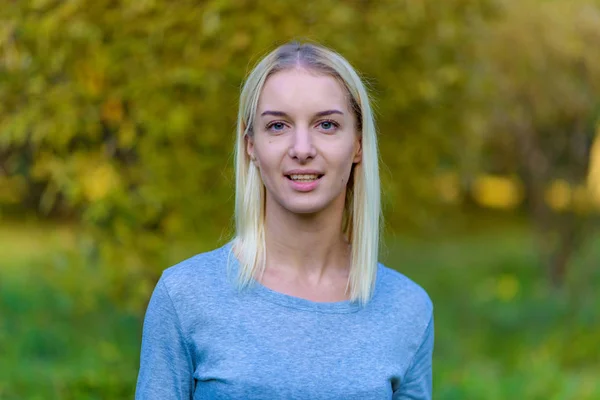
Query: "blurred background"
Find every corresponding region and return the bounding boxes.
[1,0,600,398]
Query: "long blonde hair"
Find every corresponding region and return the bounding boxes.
[232,42,381,305]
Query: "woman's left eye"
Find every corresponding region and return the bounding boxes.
[318,120,338,132]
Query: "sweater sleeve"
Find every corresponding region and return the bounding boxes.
[135,278,194,400]
[393,315,434,400]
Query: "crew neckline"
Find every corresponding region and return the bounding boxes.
[222,242,381,314]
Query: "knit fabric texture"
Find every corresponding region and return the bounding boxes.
[135,242,434,400]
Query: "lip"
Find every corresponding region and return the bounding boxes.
[284,170,324,192]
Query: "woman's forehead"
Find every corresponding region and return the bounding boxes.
[257,69,351,115]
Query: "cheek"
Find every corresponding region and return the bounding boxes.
[327,150,356,190]
[332,144,359,171]
[254,144,283,181]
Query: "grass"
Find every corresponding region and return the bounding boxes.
[0,220,139,399]
[0,217,599,399]
[383,226,600,399]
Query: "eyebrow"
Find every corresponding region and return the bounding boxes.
[260,109,344,118]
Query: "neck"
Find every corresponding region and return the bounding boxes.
[263,195,350,282]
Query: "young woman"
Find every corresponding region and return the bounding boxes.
[135,42,434,400]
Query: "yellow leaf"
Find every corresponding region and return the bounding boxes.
[472,175,523,209]
[81,163,119,202]
[587,131,600,208]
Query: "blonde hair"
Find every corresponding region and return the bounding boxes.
[232,42,381,305]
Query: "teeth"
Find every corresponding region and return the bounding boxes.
[289,174,319,181]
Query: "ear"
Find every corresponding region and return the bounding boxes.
[353,136,362,164]
[245,134,256,162]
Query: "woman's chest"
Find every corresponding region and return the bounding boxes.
[188,307,408,399]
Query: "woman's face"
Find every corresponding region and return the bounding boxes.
[247,68,362,216]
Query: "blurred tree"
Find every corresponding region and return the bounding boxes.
[469,0,600,285]
[0,0,488,310]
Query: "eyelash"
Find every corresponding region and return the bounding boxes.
[317,119,340,131]
[265,119,340,133]
[266,121,287,132]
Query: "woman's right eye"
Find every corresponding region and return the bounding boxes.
[267,122,287,132]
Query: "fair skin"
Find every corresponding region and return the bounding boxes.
[246,67,362,302]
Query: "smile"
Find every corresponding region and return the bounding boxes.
[284,173,324,192]
[287,174,323,182]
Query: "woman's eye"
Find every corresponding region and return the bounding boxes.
[318,120,338,132]
[268,122,286,132]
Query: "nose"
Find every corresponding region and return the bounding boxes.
[288,126,316,162]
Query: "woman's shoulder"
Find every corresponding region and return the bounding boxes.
[376,263,433,319]
[158,242,233,297]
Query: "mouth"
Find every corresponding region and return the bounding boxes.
[285,174,324,182]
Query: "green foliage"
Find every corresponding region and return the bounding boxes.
[470,0,600,185]
[1,222,599,399]
[468,0,600,285]
[3,0,600,396]
[1,0,487,310]
[384,222,600,400]
[0,273,139,399]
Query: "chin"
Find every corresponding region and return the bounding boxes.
[266,189,346,216]
[281,197,335,215]
[283,204,324,215]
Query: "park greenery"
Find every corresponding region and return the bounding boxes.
[1,218,599,399]
[1,0,599,398]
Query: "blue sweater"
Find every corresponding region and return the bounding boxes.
[135,243,434,399]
